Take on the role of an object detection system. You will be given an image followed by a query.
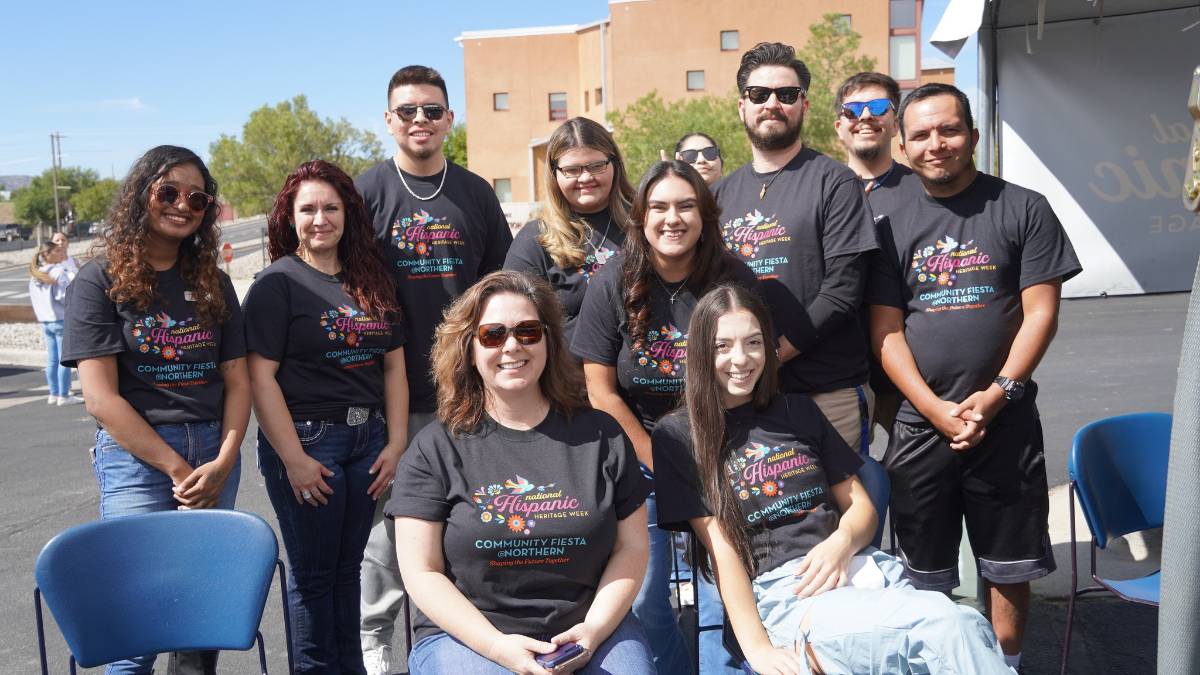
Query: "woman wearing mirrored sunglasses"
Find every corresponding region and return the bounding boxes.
[61,145,249,675]
[388,270,655,674]
[572,161,760,674]
[674,132,725,187]
[243,160,407,674]
[504,117,635,346]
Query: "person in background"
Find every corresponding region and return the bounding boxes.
[504,117,634,344]
[61,145,249,675]
[52,229,80,276]
[674,132,725,187]
[29,241,80,405]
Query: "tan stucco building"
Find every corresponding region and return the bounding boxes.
[458,0,933,203]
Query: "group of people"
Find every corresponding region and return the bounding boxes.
[59,39,1080,675]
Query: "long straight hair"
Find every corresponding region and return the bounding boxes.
[685,284,780,579]
[29,242,58,285]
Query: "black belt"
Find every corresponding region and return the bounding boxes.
[291,406,380,426]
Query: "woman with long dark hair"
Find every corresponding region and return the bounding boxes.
[674,132,725,187]
[244,160,408,674]
[504,117,635,343]
[653,285,1013,675]
[572,160,757,673]
[62,145,250,674]
[389,271,654,674]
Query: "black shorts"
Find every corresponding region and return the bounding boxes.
[883,404,1055,590]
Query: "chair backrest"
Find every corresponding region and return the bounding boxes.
[35,510,278,668]
[1069,412,1171,549]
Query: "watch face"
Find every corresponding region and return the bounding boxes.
[1008,382,1025,400]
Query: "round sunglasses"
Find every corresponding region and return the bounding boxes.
[152,184,215,212]
[476,320,545,348]
[679,146,721,164]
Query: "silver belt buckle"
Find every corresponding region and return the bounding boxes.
[346,407,370,426]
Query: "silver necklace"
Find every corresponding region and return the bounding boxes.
[654,270,692,306]
[394,157,448,201]
[584,215,614,264]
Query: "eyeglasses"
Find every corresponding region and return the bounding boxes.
[476,320,545,348]
[679,147,721,163]
[153,184,215,212]
[390,104,447,121]
[742,86,805,105]
[554,159,612,179]
[839,98,894,120]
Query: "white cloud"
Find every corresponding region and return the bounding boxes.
[96,97,149,112]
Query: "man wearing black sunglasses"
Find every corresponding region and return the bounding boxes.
[355,64,513,675]
[713,42,879,457]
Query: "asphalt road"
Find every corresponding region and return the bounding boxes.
[0,291,1185,673]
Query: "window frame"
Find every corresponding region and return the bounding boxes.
[548,92,568,121]
[493,92,509,111]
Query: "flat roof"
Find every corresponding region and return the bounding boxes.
[455,19,607,43]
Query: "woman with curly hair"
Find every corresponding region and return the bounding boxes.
[388,270,654,674]
[571,160,758,673]
[243,160,408,674]
[61,145,249,674]
[503,117,635,344]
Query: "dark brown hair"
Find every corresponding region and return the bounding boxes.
[388,65,449,106]
[736,42,812,94]
[834,71,901,111]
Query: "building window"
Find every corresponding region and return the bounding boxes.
[687,70,705,91]
[494,178,512,203]
[493,92,509,111]
[549,92,567,121]
[889,35,917,81]
[890,0,917,29]
[889,0,921,87]
[720,30,739,51]
[836,14,852,30]
[595,88,603,105]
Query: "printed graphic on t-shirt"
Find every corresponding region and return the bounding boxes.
[721,209,792,277]
[470,474,590,568]
[318,305,390,369]
[390,209,466,280]
[726,442,823,524]
[578,246,616,281]
[129,310,217,388]
[909,235,998,312]
[633,323,686,392]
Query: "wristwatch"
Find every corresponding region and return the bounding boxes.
[993,376,1026,401]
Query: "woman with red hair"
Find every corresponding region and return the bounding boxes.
[244,160,409,674]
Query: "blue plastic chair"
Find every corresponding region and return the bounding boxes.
[34,510,293,675]
[1061,412,1168,675]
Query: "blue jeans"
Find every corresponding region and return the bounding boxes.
[258,412,386,675]
[90,420,241,674]
[42,320,72,396]
[634,470,691,674]
[677,544,741,675]
[409,612,655,674]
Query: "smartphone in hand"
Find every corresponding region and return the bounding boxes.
[535,642,588,672]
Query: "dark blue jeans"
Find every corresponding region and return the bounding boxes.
[257,412,385,675]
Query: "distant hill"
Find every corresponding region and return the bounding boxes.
[0,175,32,191]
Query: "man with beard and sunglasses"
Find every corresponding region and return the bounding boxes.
[355,64,513,675]
[713,42,878,456]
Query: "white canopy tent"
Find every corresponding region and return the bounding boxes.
[929,0,1200,297]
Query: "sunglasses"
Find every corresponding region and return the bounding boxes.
[743,86,805,105]
[391,104,447,122]
[679,147,721,163]
[555,159,612,179]
[839,98,894,120]
[153,184,215,212]
[476,320,545,348]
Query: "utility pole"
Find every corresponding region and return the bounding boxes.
[46,133,62,247]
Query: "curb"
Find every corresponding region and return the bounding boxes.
[0,349,47,368]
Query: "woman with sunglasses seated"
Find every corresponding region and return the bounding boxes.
[572,160,759,674]
[504,118,635,345]
[389,270,655,674]
[652,284,1014,675]
[243,160,408,674]
[61,145,249,674]
[674,132,725,188]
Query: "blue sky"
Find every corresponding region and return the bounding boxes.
[0,0,958,180]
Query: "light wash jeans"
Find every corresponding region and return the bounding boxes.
[42,320,72,397]
[91,421,241,674]
[408,612,655,675]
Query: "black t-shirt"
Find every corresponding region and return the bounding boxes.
[385,408,651,642]
[503,211,625,345]
[242,255,405,419]
[356,159,512,412]
[714,148,878,394]
[61,258,246,425]
[865,173,1082,424]
[862,163,919,395]
[653,395,863,575]
[570,253,760,433]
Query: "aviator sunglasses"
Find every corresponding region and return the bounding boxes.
[679,147,721,163]
[391,104,447,121]
[840,98,894,120]
[152,184,215,212]
[476,320,545,348]
[743,86,805,105]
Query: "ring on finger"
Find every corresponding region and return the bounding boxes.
[301,489,314,500]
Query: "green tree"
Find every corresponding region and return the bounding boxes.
[12,166,99,226]
[446,123,468,168]
[209,95,386,216]
[796,13,877,157]
[73,178,121,223]
[610,91,751,184]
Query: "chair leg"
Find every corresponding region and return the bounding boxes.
[69,655,77,675]
[255,630,268,675]
[1061,482,1079,675]
[275,560,294,675]
[34,588,50,675]
[404,595,413,656]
